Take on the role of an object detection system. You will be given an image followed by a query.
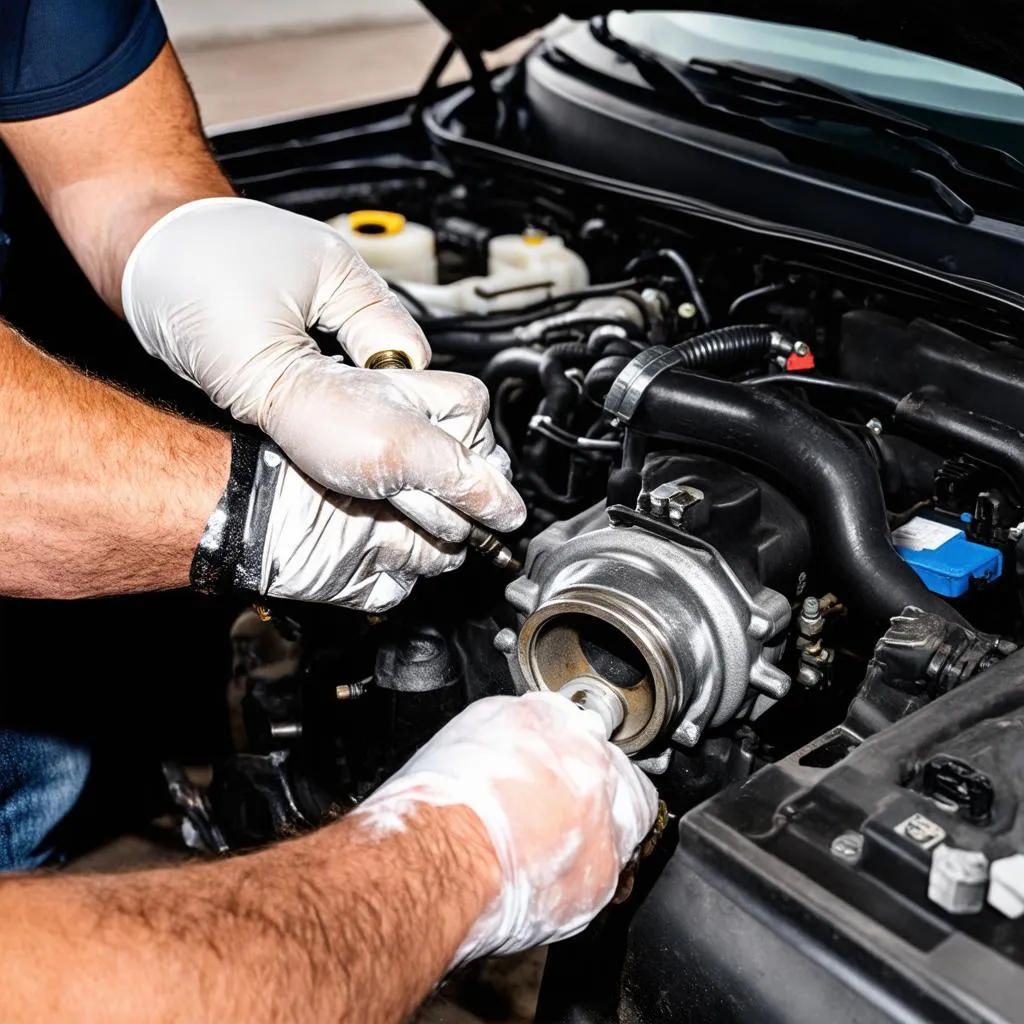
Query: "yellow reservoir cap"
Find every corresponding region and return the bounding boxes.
[347,210,407,237]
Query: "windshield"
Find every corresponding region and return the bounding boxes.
[606,11,1024,127]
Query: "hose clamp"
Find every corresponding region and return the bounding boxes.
[604,345,684,424]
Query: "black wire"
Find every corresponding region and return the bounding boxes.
[728,282,787,320]
[429,318,645,356]
[423,279,644,333]
[386,280,433,319]
[625,250,711,326]
[744,373,902,410]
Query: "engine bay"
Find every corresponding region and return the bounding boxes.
[120,141,1004,894]
[5,66,1024,1018]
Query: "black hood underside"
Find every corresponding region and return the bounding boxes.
[421,1,1024,92]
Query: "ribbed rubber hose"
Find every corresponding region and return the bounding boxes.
[671,324,784,371]
[628,371,964,625]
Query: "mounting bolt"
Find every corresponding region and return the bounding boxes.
[799,596,826,638]
[493,628,518,655]
[866,417,883,435]
[677,301,698,320]
[793,340,811,356]
[830,831,864,864]
[797,663,822,688]
[648,483,702,521]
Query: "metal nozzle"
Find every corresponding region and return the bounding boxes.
[467,525,521,573]
[366,351,519,573]
[366,349,413,370]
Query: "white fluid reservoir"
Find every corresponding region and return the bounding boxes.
[402,230,590,314]
[487,231,589,294]
[327,209,438,284]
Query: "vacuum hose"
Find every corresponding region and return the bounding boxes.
[628,370,963,625]
[585,325,791,401]
[670,324,787,371]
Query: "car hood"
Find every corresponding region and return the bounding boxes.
[419,1,1024,90]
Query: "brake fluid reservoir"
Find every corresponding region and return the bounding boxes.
[327,210,438,284]
[488,231,589,295]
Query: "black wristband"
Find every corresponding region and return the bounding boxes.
[190,430,264,596]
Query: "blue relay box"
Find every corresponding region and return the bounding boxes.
[892,516,1003,598]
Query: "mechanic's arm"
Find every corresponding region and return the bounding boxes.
[0,318,468,606]
[0,694,657,1024]
[0,801,495,1024]
[0,318,228,597]
[0,44,232,313]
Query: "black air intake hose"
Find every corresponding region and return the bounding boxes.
[629,371,964,625]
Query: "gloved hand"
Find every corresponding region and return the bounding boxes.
[193,435,464,611]
[122,197,524,542]
[350,692,658,963]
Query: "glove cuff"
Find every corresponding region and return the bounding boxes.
[190,431,283,596]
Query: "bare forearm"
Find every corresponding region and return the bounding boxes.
[0,320,229,597]
[0,44,234,313]
[0,805,498,1024]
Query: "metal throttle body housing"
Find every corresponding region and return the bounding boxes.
[495,479,796,756]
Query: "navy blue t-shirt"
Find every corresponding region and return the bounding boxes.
[0,0,167,120]
[0,0,167,280]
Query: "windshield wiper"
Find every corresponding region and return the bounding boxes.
[590,19,1024,224]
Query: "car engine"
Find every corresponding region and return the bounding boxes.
[164,175,1024,864]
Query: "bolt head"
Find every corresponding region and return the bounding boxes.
[830,831,864,863]
[866,417,883,435]
[797,664,822,688]
[493,628,518,655]
[677,301,698,320]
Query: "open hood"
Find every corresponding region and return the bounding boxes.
[420,1,1024,91]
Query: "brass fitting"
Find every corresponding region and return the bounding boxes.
[366,350,413,371]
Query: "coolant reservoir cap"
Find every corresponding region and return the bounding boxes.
[347,210,406,237]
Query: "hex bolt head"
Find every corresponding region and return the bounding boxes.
[830,831,864,863]
[866,417,884,435]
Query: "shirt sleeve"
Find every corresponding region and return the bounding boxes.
[0,0,168,121]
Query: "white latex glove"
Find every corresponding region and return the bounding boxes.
[122,197,524,542]
[350,692,658,963]
[199,441,465,612]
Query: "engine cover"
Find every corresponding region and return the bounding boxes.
[611,645,1024,1024]
[497,455,811,754]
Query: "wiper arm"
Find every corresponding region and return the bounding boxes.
[688,58,1024,194]
[589,20,1024,223]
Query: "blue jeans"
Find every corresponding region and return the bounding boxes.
[0,730,90,871]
